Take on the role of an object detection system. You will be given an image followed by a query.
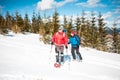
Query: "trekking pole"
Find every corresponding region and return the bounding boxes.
[50,44,53,54]
[66,45,71,70]
[49,44,53,64]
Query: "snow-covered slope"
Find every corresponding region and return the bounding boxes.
[0,33,120,80]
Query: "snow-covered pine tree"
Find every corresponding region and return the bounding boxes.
[97,12,107,51]
[83,20,91,47]
[0,13,5,34]
[36,12,41,33]
[15,11,24,33]
[32,11,37,33]
[75,15,81,36]
[63,15,68,34]
[52,9,60,35]
[5,11,12,31]
[67,16,73,38]
[89,11,98,48]
[111,26,120,53]
[23,13,31,33]
[80,10,86,38]
[42,16,53,44]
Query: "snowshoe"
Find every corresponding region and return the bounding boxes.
[54,62,60,68]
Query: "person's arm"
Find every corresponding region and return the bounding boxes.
[68,37,72,44]
[51,33,56,45]
[64,34,68,49]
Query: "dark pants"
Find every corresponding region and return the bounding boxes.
[55,46,64,64]
[71,47,82,60]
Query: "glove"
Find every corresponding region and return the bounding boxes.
[51,42,54,45]
[76,44,79,48]
[65,46,68,49]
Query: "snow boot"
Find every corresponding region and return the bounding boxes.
[56,55,59,63]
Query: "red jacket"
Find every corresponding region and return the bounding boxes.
[52,32,68,46]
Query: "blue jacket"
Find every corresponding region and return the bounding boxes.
[69,35,81,48]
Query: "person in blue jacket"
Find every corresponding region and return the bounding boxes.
[69,31,82,61]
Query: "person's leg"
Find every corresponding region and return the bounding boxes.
[56,46,64,64]
[59,46,64,63]
[56,46,59,63]
[71,47,76,60]
[61,52,64,63]
[76,47,82,60]
[55,46,58,53]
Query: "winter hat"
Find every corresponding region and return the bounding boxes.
[71,31,75,35]
[63,28,66,33]
[59,26,64,30]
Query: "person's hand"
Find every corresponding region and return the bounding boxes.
[65,46,68,49]
[76,44,79,48]
[51,42,54,45]
[68,42,70,44]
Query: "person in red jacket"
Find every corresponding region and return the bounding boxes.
[51,26,68,65]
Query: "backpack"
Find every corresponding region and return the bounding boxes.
[74,35,81,45]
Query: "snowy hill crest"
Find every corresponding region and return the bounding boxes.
[0,33,120,80]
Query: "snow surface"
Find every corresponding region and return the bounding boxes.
[0,33,120,80]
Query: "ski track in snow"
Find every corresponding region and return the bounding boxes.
[0,33,120,80]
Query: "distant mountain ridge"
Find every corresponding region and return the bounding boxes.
[106,27,120,34]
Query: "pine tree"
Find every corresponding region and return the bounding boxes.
[90,12,98,48]
[14,12,19,33]
[63,15,68,36]
[36,12,41,33]
[78,10,89,47]
[0,14,5,34]
[97,12,107,51]
[63,15,68,28]
[67,16,73,38]
[43,16,53,44]
[18,15,24,32]
[111,26,120,53]
[11,14,17,33]
[80,10,86,37]
[52,10,60,35]
[5,11,12,30]
[40,11,53,44]
[39,18,45,35]
[83,20,91,47]
[1,11,12,34]
[117,34,120,54]
[75,15,81,36]
[0,14,4,28]
[15,11,24,33]
[32,11,37,33]
[23,13,31,32]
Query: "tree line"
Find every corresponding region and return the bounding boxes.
[0,10,120,54]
